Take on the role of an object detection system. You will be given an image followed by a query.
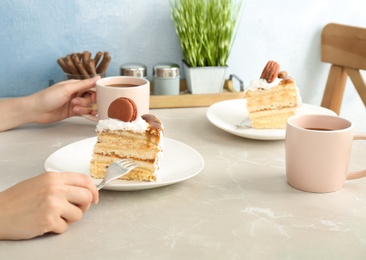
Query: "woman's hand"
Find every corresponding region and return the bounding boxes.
[30,77,100,124]
[0,76,100,131]
[0,172,99,240]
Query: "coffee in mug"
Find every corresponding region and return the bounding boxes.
[106,83,140,87]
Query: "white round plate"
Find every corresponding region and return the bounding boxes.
[44,137,204,191]
[206,99,337,140]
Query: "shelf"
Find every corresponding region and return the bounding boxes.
[149,79,244,108]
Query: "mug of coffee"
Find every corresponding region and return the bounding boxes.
[83,76,150,121]
[285,114,366,193]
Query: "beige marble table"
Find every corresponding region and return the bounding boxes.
[1,107,366,259]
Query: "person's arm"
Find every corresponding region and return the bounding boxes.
[0,96,33,131]
[0,172,99,240]
[0,76,100,131]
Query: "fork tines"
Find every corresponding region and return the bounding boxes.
[116,159,140,169]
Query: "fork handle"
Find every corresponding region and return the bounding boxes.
[96,179,106,190]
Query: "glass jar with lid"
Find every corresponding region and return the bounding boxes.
[120,62,147,78]
[153,63,180,95]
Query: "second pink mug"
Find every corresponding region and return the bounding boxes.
[285,114,366,193]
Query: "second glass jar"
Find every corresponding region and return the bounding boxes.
[153,63,180,95]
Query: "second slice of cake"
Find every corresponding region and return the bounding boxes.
[244,61,301,129]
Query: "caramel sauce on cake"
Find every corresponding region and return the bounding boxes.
[142,114,164,136]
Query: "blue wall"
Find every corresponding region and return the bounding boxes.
[0,0,182,97]
[0,0,365,123]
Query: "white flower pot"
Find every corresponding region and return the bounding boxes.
[183,60,228,94]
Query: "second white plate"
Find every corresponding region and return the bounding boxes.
[44,137,204,191]
[206,99,337,140]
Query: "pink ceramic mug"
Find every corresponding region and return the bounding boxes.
[83,76,150,121]
[285,114,366,193]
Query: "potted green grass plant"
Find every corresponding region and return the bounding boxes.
[169,0,242,94]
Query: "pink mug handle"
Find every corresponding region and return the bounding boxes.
[347,133,366,180]
[82,112,99,122]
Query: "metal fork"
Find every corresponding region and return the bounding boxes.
[97,159,140,190]
[235,118,252,129]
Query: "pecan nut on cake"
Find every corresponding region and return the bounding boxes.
[90,97,164,182]
[243,61,301,129]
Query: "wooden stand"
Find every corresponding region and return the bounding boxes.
[150,77,244,109]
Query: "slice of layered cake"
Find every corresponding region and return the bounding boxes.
[243,61,301,129]
[90,97,164,182]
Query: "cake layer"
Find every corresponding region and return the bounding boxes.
[90,130,161,181]
[249,107,296,129]
[244,75,300,129]
[94,130,162,160]
[90,115,164,182]
[91,153,157,169]
[245,80,298,112]
[90,154,156,181]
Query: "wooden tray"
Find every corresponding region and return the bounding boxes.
[150,79,244,108]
